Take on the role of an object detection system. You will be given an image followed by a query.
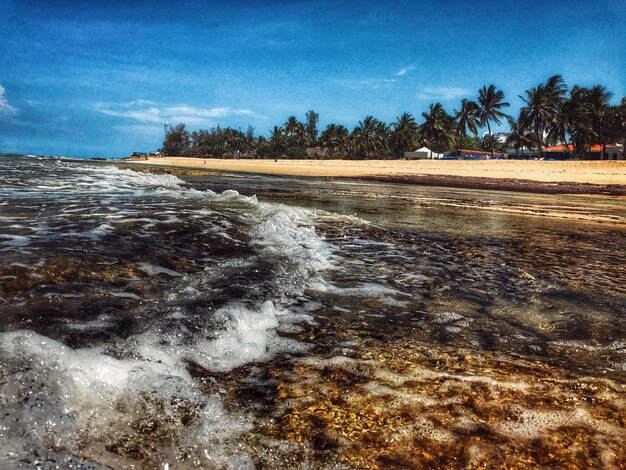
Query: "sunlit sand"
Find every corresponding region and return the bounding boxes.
[130,157,626,186]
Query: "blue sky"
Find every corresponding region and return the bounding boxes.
[0,0,624,158]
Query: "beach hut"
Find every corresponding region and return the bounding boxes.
[458,149,494,158]
[543,143,624,160]
[404,146,442,160]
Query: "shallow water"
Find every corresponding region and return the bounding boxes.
[1,156,625,469]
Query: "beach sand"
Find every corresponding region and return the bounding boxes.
[123,157,626,195]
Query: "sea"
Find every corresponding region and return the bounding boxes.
[0,155,625,469]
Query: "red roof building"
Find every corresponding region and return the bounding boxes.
[458,149,497,157]
[543,144,603,152]
[543,143,623,160]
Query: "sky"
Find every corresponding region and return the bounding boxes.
[0,0,624,158]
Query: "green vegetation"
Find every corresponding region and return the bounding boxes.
[162,77,626,160]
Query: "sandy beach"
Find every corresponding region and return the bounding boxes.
[125,157,626,195]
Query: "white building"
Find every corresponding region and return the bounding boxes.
[404,146,443,160]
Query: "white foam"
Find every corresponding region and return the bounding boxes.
[432,311,465,324]
[0,329,253,467]
[252,202,335,276]
[87,223,114,239]
[0,157,343,466]
[0,235,31,247]
[136,261,184,277]
[313,210,372,226]
[65,314,114,330]
[184,300,282,371]
[211,189,258,205]
[310,281,411,306]
[493,405,622,440]
[85,165,186,191]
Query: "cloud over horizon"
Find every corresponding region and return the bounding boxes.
[416,86,473,101]
[0,85,17,114]
[96,102,266,126]
[395,66,416,76]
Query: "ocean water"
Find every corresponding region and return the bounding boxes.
[0,155,624,469]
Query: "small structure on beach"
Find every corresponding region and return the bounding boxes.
[458,149,494,158]
[404,146,443,160]
[306,146,331,159]
[543,144,624,160]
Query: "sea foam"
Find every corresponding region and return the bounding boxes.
[0,161,337,467]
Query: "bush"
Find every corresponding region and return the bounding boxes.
[211,145,226,157]
[284,146,308,159]
[256,144,279,159]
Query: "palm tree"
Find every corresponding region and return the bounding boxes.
[163,123,190,156]
[455,99,480,137]
[480,133,505,154]
[596,105,622,160]
[294,123,311,147]
[320,124,350,156]
[620,97,626,153]
[454,98,480,155]
[558,86,592,157]
[519,75,566,157]
[420,103,457,155]
[478,85,511,156]
[544,75,569,147]
[587,85,612,111]
[269,126,287,154]
[223,128,247,156]
[305,110,319,144]
[283,116,309,147]
[504,116,534,157]
[558,85,612,159]
[390,112,420,158]
[587,85,613,159]
[352,116,388,159]
[375,119,391,149]
[284,116,300,137]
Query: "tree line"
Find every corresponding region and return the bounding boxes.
[162,76,626,160]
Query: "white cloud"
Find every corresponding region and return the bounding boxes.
[98,106,162,122]
[96,102,266,125]
[127,99,156,106]
[0,85,17,114]
[339,77,398,90]
[358,78,398,84]
[113,124,165,136]
[417,86,472,101]
[395,66,416,76]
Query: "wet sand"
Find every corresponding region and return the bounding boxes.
[124,158,626,196]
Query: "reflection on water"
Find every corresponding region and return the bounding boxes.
[0,157,624,468]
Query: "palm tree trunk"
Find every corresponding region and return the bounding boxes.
[565,125,575,159]
[486,121,493,157]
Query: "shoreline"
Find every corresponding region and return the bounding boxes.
[119,157,626,196]
[355,174,626,196]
